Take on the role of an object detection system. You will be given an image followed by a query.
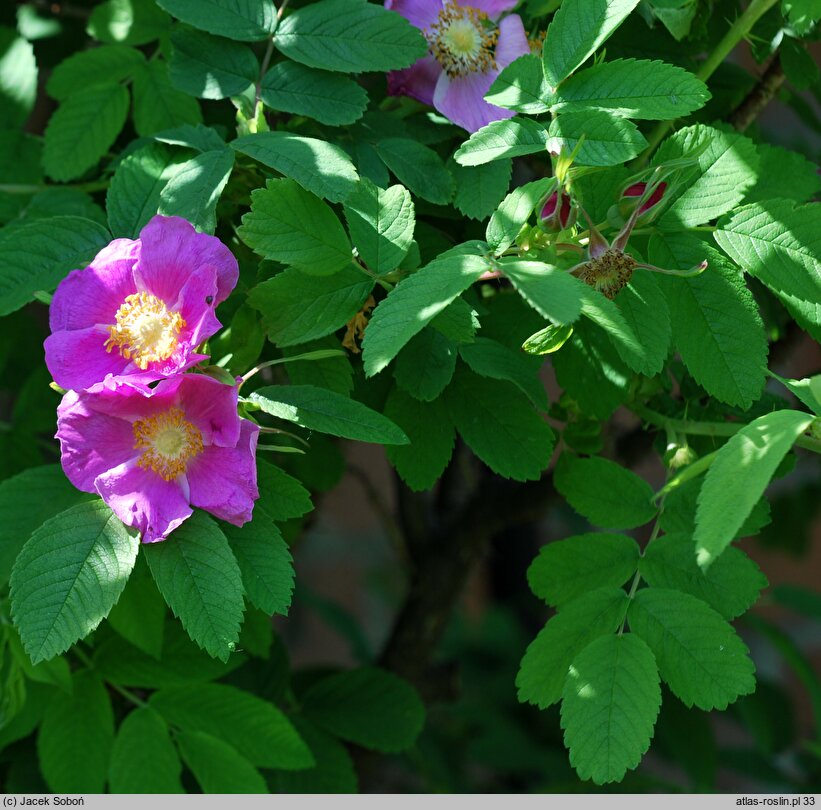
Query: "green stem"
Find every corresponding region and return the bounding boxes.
[633,0,780,166]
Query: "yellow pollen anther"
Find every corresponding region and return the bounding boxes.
[428,2,497,77]
[104,292,185,370]
[133,407,203,481]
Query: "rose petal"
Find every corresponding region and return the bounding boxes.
[385,0,442,31]
[495,14,530,69]
[433,69,515,132]
[45,326,136,391]
[464,0,520,19]
[170,374,242,448]
[387,55,442,105]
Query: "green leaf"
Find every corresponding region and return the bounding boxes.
[362,247,489,376]
[0,215,111,317]
[144,511,244,662]
[87,0,171,45]
[653,124,759,228]
[177,731,267,793]
[543,0,641,87]
[344,178,415,273]
[714,199,821,334]
[579,287,645,372]
[560,633,660,784]
[302,667,425,753]
[451,158,512,221]
[261,61,368,126]
[550,58,710,120]
[374,138,452,205]
[232,132,359,203]
[486,177,555,254]
[454,117,549,166]
[154,122,226,152]
[106,142,183,238]
[554,454,656,530]
[149,683,313,769]
[694,409,814,569]
[274,0,427,73]
[499,258,585,325]
[170,28,258,99]
[248,265,374,347]
[485,53,551,114]
[547,110,647,166]
[384,388,455,492]
[107,557,166,658]
[629,587,755,709]
[394,328,457,402]
[649,233,767,408]
[446,369,555,482]
[10,501,138,665]
[239,178,352,274]
[248,385,409,445]
[430,297,480,344]
[0,28,37,130]
[0,465,91,588]
[132,60,202,136]
[522,322,574,355]
[47,45,145,101]
[255,462,314,522]
[458,337,548,410]
[156,0,277,40]
[517,587,630,708]
[38,671,114,792]
[639,532,767,620]
[158,148,234,234]
[223,518,294,616]
[528,533,640,608]
[0,131,41,223]
[744,143,821,204]
[109,707,183,793]
[43,84,129,181]
[284,338,354,395]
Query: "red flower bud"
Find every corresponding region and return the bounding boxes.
[540,190,576,231]
[622,181,667,214]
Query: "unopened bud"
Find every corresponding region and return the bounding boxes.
[664,444,698,469]
[539,189,577,232]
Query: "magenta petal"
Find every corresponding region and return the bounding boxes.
[187,420,260,526]
[95,461,192,543]
[172,264,221,349]
[56,391,138,492]
[463,0,519,19]
[387,55,442,105]
[171,374,241,448]
[44,326,137,391]
[135,215,239,306]
[385,0,441,31]
[495,14,530,69]
[49,239,139,332]
[433,69,515,133]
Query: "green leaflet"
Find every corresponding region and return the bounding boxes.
[274,0,427,73]
[169,28,258,100]
[500,258,586,325]
[653,124,759,229]
[694,409,814,569]
[344,178,415,273]
[10,501,139,664]
[47,45,145,101]
[154,123,226,153]
[579,288,646,373]
[177,731,267,793]
[132,60,202,136]
[238,178,352,274]
[744,142,821,205]
[485,53,551,114]
[301,667,425,753]
[87,0,171,45]
[649,232,767,408]
[547,110,647,166]
[38,671,114,792]
[454,117,549,166]
[0,131,41,223]
[384,388,455,492]
[554,454,657,530]
[486,177,555,254]
[43,83,129,181]
[107,557,166,658]
[628,587,756,710]
[394,328,457,402]
[361,246,490,376]
[374,138,453,205]
[150,683,314,769]
[232,132,359,203]
[260,61,369,126]
[639,532,767,620]
[550,58,710,120]
[248,384,409,445]
[158,148,234,234]
[156,0,277,41]
[446,369,555,482]
[108,707,183,793]
[451,159,512,221]
[0,28,37,130]
[528,533,641,607]
[543,0,641,87]
[284,338,354,395]
[144,512,245,662]
[247,265,374,347]
[560,633,661,784]
[517,586,630,708]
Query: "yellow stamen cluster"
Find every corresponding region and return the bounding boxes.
[428,2,497,77]
[104,292,185,370]
[133,407,203,481]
